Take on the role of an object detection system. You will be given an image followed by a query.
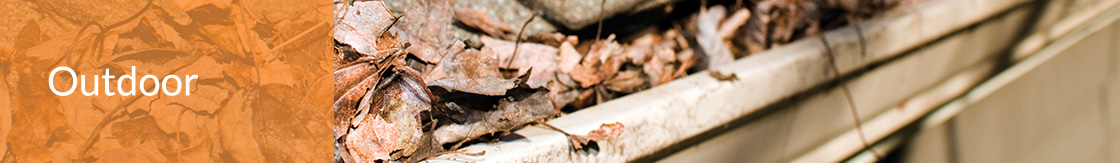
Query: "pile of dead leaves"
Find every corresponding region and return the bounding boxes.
[331,0,635,162]
[332,1,564,162]
[736,0,912,53]
[333,0,913,162]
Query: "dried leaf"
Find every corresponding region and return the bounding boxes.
[643,56,672,86]
[335,49,409,139]
[427,77,518,96]
[14,20,46,51]
[252,84,330,162]
[422,43,528,97]
[334,63,377,100]
[737,7,771,54]
[343,66,434,162]
[569,34,625,88]
[109,117,171,153]
[694,5,734,70]
[709,70,739,81]
[586,122,624,139]
[480,36,559,88]
[568,87,598,109]
[546,87,580,110]
[401,133,444,163]
[568,122,625,150]
[423,44,501,83]
[345,115,401,162]
[674,49,698,78]
[7,48,70,162]
[526,33,568,47]
[455,8,514,39]
[334,72,381,139]
[397,0,456,63]
[604,70,645,93]
[334,1,396,57]
[719,9,752,41]
[640,32,681,86]
[625,34,656,66]
[432,89,558,144]
[556,42,582,74]
[218,90,266,162]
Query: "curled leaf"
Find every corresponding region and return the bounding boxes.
[432,89,558,144]
[569,122,625,150]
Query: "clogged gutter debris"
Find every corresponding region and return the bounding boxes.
[333,0,916,162]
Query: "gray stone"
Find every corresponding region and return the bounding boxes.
[384,0,557,45]
[521,0,679,30]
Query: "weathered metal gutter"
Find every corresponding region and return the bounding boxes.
[426,0,1036,162]
[845,1,1120,162]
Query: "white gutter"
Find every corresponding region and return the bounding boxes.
[845,1,1120,162]
[427,0,1032,162]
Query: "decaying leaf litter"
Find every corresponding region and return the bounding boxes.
[333,0,914,162]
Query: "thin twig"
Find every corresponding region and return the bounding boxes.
[173,105,192,161]
[92,0,153,52]
[45,10,71,32]
[72,1,155,159]
[448,137,471,151]
[58,23,103,69]
[506,12,537,68]
[851,16,867,58]
[56,0,151,69]
[379,15,404,37]
[595,0,606,41]
[847,16,881,159]
[420,149,485,161]
[537,121,573,136]
[817,34,882,160]
[448,114,481,150]
[262,14,332,58]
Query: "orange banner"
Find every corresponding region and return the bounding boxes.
[1,0,333,162]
